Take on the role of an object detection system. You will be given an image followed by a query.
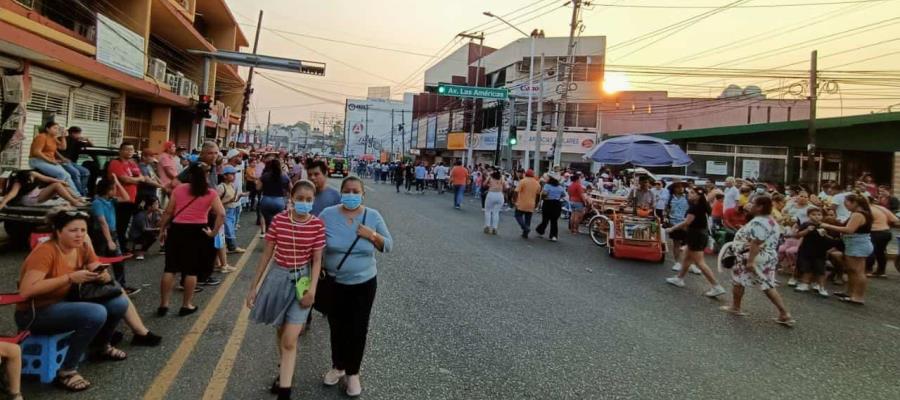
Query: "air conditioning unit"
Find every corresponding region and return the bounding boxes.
[178,78,193,98]
[165,73,181,91]
[1,75,27,104]
[147,58,166,82]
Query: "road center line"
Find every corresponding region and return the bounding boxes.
[201,296,252,399]
[142,235,260,400]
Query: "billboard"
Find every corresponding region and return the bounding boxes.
[416,118,427,149]
[426,115,437,148]
[447,132,467,150]
[410,120,418,149]
[512,131,598,154]
[344,98,411,157]
[435,112,449,149]
[96,14,145,78]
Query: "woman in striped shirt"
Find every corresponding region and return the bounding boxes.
[246,180,325,400]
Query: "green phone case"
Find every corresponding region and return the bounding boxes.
[295,276,311,300]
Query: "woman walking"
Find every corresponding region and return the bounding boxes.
[535,174,566,242]
[158,163,225,316]
[483,170,506,235]
[665,187,727,298]
[319,177,393,397]
[257,159,290,234]
[720,196,794,326]
[865,202,898,278]
[246,180,325,400]
[820,193,874,305]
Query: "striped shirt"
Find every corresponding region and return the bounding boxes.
[265,211,326,269]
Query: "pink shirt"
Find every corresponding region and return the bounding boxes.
[157,153,177,187]
[171,183,216,224]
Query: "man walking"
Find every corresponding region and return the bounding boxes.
[449,161,469,209]
[307,159,342,216]
[514,169,541,238]
[435,162,449,194]
[414,162,427,194]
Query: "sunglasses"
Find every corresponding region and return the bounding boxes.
[62,210,90,218]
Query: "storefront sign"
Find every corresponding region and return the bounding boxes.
[706,160,729,176]
[437,84,508,100]
[410,120,418,148]
[96,14,145,79]
[742,159,760,179]
[426,115,437,148]
[511,131,597,154]
[447,132,467,150]
[416,118,427,149]
[435,113,449,149]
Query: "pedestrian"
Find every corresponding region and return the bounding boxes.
[720,196,795,326]
[865,202,899,278]
[819,193,874,305]
[158,162,226,316]
[305,159,342,216]
[414,163,426,194]
[393,162,405,193]
[257,159,290,234]
[107,143,145,254]
[723,177,740,212]
[246,180,325,400]
[449,161,469,209]
[404,163,415,192]
[665,187,727,297]
[60,126,91,196]
[28,121,81,197]
[483,170,506,235]
[157,141,179,207]
[652,181,668,220]
[435,162,448,194]
[319,177,393,397]
[129,195,162,261]
[536,174,565,242]
[567,173,587,234]
[218,165,245,256]
[514,169,541,239]
[794,208,840,297]
[91,176,137,294]
[175,141,224,287]
[667,182,701,275]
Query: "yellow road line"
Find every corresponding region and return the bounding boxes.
[201,298,252,400]
[142,235,260,400]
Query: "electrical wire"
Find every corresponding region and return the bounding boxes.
[590,0,888,8]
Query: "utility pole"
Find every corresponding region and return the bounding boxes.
[364,106,369,156]
[264,110,271,146]
[805,50,818,188]
[494,102,503,166]
[391,110,395,161]
[458,32,485,169]
[533,53,545,175]
[553,0,583,168]
[400,109,406,158]
[239,10,263,143]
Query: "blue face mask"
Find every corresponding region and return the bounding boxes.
[293,201,313,215]
[341,193,363,210]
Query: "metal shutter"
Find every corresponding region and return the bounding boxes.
[70,89,112,147]
[17,77,71,169]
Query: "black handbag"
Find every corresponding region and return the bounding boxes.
[314,209,367,315]
[68,280,123,302]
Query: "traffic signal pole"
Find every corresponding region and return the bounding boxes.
[192,56,212,150]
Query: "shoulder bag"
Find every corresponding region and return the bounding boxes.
[313,209,367,315]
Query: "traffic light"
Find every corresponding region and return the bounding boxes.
[197,94,212,119]
[508,125,518,145]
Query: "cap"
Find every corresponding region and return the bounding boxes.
[226,149,240,159]
[525,169,535,177]
[223,166,237,175]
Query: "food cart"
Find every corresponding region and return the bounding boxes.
[586,193,667,263]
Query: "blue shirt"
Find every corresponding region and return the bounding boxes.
[668,194,689,224]
[320,205,393,285]
[415,166,426,179]
[544,184,566,200]
[312,187,341,216]
[91,196,117,231]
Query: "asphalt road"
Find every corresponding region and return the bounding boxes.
[2,178,900,399]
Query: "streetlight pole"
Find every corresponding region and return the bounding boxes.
[458,32,484,169]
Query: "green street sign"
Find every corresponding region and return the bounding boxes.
[437,84,508,100]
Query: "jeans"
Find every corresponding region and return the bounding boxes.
[15,296,129,370]
[259,196,285,231]
[537,199,562,239]
[453,184,465,208]
[415,179,425,192]
[514,210,533,234]
[28,158,80,196]
[224,207,239,249]
[61,161,90,195]
[327,277,377,376]
[866,230,892,274]
[95,236,126,287]
[484,192,504,229]
[114,201,137,253]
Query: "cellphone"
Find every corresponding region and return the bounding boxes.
[93,263,111,273]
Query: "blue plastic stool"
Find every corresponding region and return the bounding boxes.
[20,331,75,384]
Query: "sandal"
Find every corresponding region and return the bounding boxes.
[839,297,865,306]
[55,370,91,392]
[718,305,749,316]
[99,345,127,361]
[773,317,796,327]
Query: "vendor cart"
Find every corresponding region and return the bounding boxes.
[586,193,667,263]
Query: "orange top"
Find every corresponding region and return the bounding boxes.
[29,133,59,162]
[450,166,469,186]
[515,177,541,212]
[17,241,98,311]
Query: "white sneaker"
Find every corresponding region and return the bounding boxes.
[816,287,829,297]
[323,369,345,386]
[787,278,798,287]
[810,283,821,291]
[704,285,727,297]
[689,265,702,275]
[135,255,145,260]
[671,263,682,272]
[795,283,810,292]
[666,277,686,287]
[345,374,362,397]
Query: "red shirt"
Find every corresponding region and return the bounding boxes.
[711,200,724,218]
[108,158,141,203]
[567,181,585,203]
[265,211,326,269]
[723,207,747,229]
[171,184,216,224]
[450,166,469,186]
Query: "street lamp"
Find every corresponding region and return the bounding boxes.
[484,11,537,172]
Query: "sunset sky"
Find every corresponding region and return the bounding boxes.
[224,0,900,126]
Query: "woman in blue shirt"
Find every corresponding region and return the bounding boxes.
[536,174,566,241]
[318,176,392,397]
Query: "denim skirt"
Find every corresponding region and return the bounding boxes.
[842,233,873,258]
[249,262,311,326]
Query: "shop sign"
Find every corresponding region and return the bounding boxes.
[96,14,145,79]
[742,159,760,180]
[706,160,729,175]
[511,131,597,154]
[447,132,467,150]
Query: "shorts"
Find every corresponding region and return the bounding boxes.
[685,229,708,252]
[570,202,585,212]
[797,255,826,276]
[669,229,687,242]
[842,233,873,258]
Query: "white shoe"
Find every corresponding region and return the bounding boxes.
[671,263,682,272]
[689,265,702,275]
[817,287,829,297]
[810,283,821,291]
[345,374,362,397]
[135,255,145,260]
[795,283,810,292]
[704,285,727,297]
[666,277,686,288]
[787,278,798,287]
[323,369,345,386]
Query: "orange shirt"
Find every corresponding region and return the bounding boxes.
[450,166,469,186]
[18,241,98,310]
[515,177,541,212]
[29,133,58,162]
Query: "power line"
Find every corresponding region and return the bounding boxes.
[237,24,435,57]
[590,0,888,8]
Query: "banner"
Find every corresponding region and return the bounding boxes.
[511,131,597,154]
[426,115,436,148]
[416,117,427,149]
[344,98,410,157]
[435,112,449,149]
[447,132,467,150]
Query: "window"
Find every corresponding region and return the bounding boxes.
[73,101,110,123]
[577,103,597,128]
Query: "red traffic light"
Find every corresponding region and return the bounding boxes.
[199,94,211,103]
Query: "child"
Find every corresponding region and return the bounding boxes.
[91,176,136,293]
[218,166,245,254]
[795,208,841,296]
[710,193,725,229]
[0,342,22,400]
[245,180,325,400]
[129,196,162,260]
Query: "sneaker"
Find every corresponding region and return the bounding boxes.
[125,286,142,296]
[787,278,798,287]
[174,284,203,293]
[670,263,683,272]
[259,233,266,238]
[484,227,491,234]
[550,237,558,242]
[199,278,222,287]
[135,254,145,261]
[228,247,246,254]
[666,277,686,288]
[810,283,821,291]
[689,265,702,275]
[491,228,498,235]
[816,287,829,297]
[704,285,727,297]
[323,369,346,386]
[795,283,810,292]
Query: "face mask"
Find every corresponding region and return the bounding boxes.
[756,188,765,194]
[341,193,363,210]
[293,201,313,215]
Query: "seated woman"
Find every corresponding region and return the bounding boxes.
[14,209,129,392]
[0,170,85,210]
[28,121,80,197]
[0,341,22,400]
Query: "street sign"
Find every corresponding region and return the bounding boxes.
[437,84,508,100]
[187,50,326,76]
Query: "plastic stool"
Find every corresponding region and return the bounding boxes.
[20,331,75,384]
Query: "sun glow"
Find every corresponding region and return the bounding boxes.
[602,71,630,94]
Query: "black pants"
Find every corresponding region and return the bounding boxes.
[114,201,137,252]
[327,277,377,375]
[134,232,157,253]
[536,199,562,239]
[405,177,413,191]
[248,186,260,210]
[866,230,893,274]
[395,179,403,193]
[95,236,126,286]
[415,179,424,192]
